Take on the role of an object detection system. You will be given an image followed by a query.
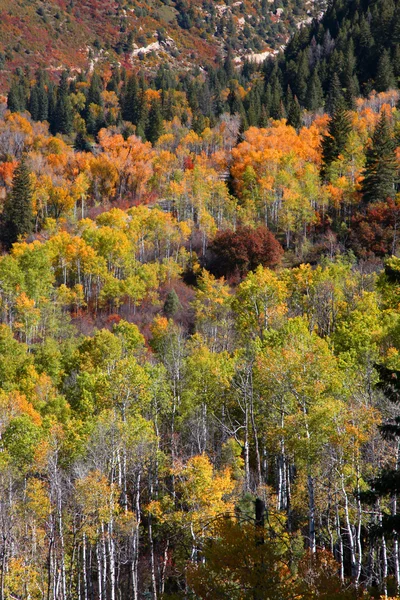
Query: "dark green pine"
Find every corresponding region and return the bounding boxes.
[29,87,40,121]
[121,74,143,126]
[7,76,27,113]
[375,50,396,93]
[2,156,34,249]
[52,71,73,135]
[321,100,352,179]
[325,72,343,116]
[86,72,103,107]
[362,110,398,204]
[287,94,302,130]
[305,70,324,112]
[145,99,164,145]
[163,289,182,318]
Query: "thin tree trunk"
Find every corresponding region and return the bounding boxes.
[160,541,169,596]
[132,471,141,600]
[83,533,88,600]
[335,501,344,583]
[308,475,316,554]
[148,514,158,600]
[96,540,103,600]
[342,476,357,578]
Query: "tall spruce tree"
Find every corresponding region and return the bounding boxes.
[1,156,33,248]
[7,73,28,113]
[305,69,324,112]
[28,87,40,121]
[375,50,396,93]
[145,99,164,145]
[52,71,73,135]
[362,110,398,204]
[326,72,343,116]
[287,94,302,129]
[121,74,145,126]
[321,100,352,179]
[29,70,49,122]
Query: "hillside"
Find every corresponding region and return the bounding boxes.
[0,0,326,78]
[273,0,400,109]
[4,1,400,598]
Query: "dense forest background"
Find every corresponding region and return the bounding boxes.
[2,0,400,599]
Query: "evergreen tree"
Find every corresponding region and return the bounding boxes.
[52,71,73,135]
[223,48,235,82]
[1,156,33,249]
[228,86,245,116]
[163,289,182,318]
[287,94,302,129]
[326,72,343,116]
[362,110,398,204]
[145,99,164,145]
[37,79,49,122]
[121,74,143,125]
[28,86,40,121]
[270,78,284,120]
[321,100,352,179]
[86,71,103,108]
[74,132,93,152]
[261,84,272,121]
[29,70,49,122]
[7,74,27,113]
[375,50,396,92]
[47,83,57,129]
[305,69,324,112]
[259,106,269,128]
[294,51,310,106]
[343,40,359,109]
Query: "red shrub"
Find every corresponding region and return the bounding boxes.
[209,225,283,279]
[349,199,400,257]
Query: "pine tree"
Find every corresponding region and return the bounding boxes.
[86,72,103,107]
[295,51,310,106]
[362,110,398,204]
[7,75,28,113]
[1,156,33,248]
[29,70,49,122]
[163,289,182,318]
[270,78,284,120]
[28,87,40,121]
[121,74,143,125]
[37,80,49,122]
[287,94,302,129]
[228,86,245,117]
[145,99,164,145]
[321,100,352,179]
[259,106,269,128]
[47,83,57,129]
[52,71,73,135]
[326,72,343,116]
[343,40,359,109]
[375,50,396,92]
[74,132,93,152]
[305,69,324,112]
[223,48,235,82]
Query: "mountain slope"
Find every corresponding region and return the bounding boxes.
[278,0,400,105]
[0,0,326,77]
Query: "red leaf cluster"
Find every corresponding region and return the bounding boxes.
[209,225,283,279]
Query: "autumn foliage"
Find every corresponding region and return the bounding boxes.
[209,224,283,279]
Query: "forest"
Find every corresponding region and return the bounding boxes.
[2,0,400,598]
